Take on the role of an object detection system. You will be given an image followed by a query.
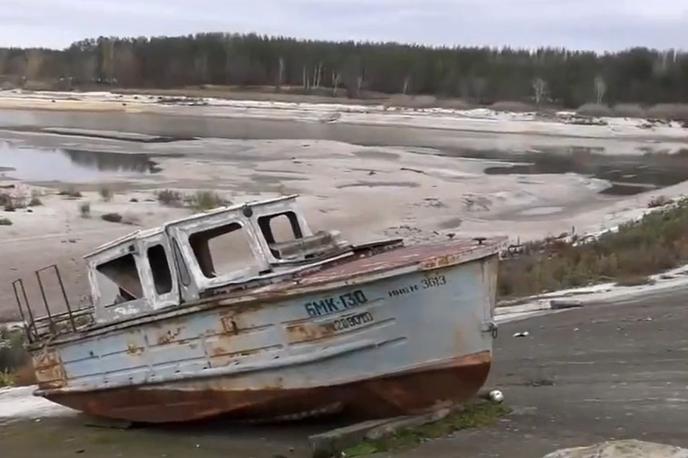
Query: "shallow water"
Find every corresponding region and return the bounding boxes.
[0,142,157,182]
[476,148,688,196]
[1,109,688,195]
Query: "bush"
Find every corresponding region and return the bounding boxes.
[616,275,655,287]
[613,103,646,118]
[490,101,535,112]
[499,198,688,299]
[29,189,43,207]
[0,217,12,226]
[576,103,613,117]
[437,98,472,110]
[79,202,91,218]
[101,212,123,223]
[99,185,114,202]
[646,104,688,121]
[0,370,12,387]
[0,327,28,382]
[58,187,82,198]
[157,189,182,206]
[190,191,227,211]
[648,195,672,208]
[384,95,437,109]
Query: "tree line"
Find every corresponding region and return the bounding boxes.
[0,33,687,108]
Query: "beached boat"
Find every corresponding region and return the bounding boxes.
[13,195,504,423]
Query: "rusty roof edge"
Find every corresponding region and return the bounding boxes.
[34,238,503,347]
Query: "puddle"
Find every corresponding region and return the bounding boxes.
[519,206,564,216]
[337,181,420,189]
[0,142,159,183]
[474,147,688,196]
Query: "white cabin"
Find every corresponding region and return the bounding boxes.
[84,195,349,323]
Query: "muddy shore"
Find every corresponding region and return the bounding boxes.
[1,92,688,320]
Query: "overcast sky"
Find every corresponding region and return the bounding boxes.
[1,0,686,51]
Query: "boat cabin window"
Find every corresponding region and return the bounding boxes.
[258,212,303,258]
[147,245,173,295]
[189,222,258,278]
[95,253,143,306]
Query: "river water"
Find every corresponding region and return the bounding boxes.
[1,109,687,195]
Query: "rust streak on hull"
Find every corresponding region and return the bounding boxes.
[44,352,491,423]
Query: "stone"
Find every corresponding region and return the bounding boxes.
[544,440,688,458]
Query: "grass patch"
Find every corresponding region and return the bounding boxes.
[0,217,12,226]
[499,198,688,298]
[616,275,655,287]
[58,187,82,199]
[188,190,227,211]
[99,185,114,202]
[0,326,28,387]
[576,103,613,117]
[157,189,182,206]
[101,212,123,223]
[342,402,510,457]
[0,370,13,387]
[79,202,91,218]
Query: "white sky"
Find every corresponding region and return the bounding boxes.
[0,0,686,51]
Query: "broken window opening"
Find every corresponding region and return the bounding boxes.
[147,245,173,295]
[258,212,303,259]
[95,253,143,307]
[189,222,259,279]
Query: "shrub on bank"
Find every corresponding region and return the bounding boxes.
[0,327,28,387]
[499,199,688,298]
[189,191,227,211]
[576,103,613,117]
[613,103,646,118]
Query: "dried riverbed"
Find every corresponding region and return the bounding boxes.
[1,95,688,321]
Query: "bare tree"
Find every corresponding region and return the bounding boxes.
[402,75,411,95]
[332,71,341,97]
[532,77,548,105]
[302,66,310,92]
[312,62,322,89]
[594,76,607,104]
[276,57,285,91]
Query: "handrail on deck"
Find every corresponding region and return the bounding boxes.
[36,265,77,333]
[12,264,80,343]
[12,279,38,343]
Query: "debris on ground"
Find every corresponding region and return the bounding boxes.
[488,390,504,403]
[543,440,688,458]
[513,331,530,338]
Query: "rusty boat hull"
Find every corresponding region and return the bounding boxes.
[46,352,491,423]
[31,239,501,423]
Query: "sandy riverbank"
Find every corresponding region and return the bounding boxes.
[1,89,687,144]
[1,91,688,320]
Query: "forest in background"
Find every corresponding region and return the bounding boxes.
[1,33,687,109]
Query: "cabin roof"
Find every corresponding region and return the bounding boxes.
[84,194,299,260]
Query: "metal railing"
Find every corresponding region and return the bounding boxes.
[13,264,93,343]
